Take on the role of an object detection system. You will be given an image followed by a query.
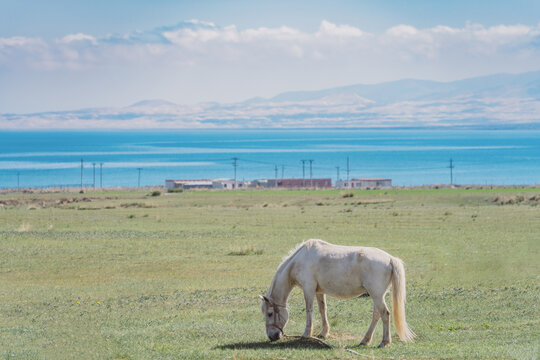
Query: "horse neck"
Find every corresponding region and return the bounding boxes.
[268,262,294,306]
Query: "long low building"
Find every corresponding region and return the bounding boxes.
[166,179,251,190]
[336,178,392,189]
[211,178,251,190]
[165,179,213,190]
[266,178,332,189]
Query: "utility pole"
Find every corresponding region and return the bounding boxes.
[448,159,455,185]
[92,163,96,189]
[336,166,340,184]
[80,159,84,190]
[137,168,142,188]
[100,163,103,188]
[281,165,284,179]
[346,156,350,188]
[232,157,238,189]
[274,165,278,188]
[17,172,20,191]
[309,159,314,188]
[301,160,306,188]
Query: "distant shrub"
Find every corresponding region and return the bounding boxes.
[150,190,161,197]
[228,247,263,256]
[341,192,354,198]
[120,202,156,208]
[492,195,537,206]
[167,188,183,193]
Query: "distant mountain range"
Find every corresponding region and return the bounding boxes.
[2,71,540,129]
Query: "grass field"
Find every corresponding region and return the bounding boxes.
[0,188,539,359]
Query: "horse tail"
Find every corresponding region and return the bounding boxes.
[390,256,416,342]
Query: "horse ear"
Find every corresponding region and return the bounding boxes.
[259,295,271,303]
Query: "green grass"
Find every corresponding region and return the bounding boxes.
[0,188,539,359]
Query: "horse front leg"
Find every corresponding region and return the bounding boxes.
[316,293,330,338]
[301,285,316,338]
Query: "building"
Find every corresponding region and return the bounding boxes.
[336,178,392,189]
[165,179,213,190]
[211,179,251,190]
[266,178,332,189]
[252,179,269,188]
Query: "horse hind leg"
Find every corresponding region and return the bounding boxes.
[316,293,330,338]
[360,304,380,346]
[372,294,392,348]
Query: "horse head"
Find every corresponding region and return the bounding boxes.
[259,295,289,341]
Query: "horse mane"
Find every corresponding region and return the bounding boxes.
[267,239,320,296]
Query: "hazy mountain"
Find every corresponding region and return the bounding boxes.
[260,71,540,104]
[2,71,540,129]
[129,99,178,108]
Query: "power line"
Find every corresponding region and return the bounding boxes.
[347,157,350,188]
[308,159,314,187]
[80,159,84,190]
[301,160,307,187]
[232,157,238,189]
[137,168,142,187]
[448,159,455,185]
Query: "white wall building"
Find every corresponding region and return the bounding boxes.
[165,179,213,190]
[336,178,392,189]
[211,179,250,190]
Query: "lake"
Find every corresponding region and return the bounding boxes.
[0,129,539,188]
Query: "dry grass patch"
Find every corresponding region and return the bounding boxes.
[492,194,540,205]
[227,246,264,256]
[17,223,32,232]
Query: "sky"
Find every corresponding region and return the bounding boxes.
[1,0,540,113]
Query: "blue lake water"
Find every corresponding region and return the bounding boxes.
[0,129,539,188]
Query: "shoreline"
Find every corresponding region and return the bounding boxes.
[1,184,539,194]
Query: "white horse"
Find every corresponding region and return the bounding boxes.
[260,239,415,347]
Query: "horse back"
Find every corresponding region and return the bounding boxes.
[292,240,393,298]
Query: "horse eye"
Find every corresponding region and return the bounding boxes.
[268,312,273,317]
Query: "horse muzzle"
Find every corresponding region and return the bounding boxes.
[268,330,282,342]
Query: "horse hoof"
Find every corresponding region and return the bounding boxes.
[378,341,390,348]
[359,340,370,346]
[317,329,329,338]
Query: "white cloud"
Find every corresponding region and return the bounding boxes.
[386,25,419,38]
[0,36,44,49]
[2,20,540,113]
[59,33,98,45]
[2,20,540,69]
[317,20,365,38]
